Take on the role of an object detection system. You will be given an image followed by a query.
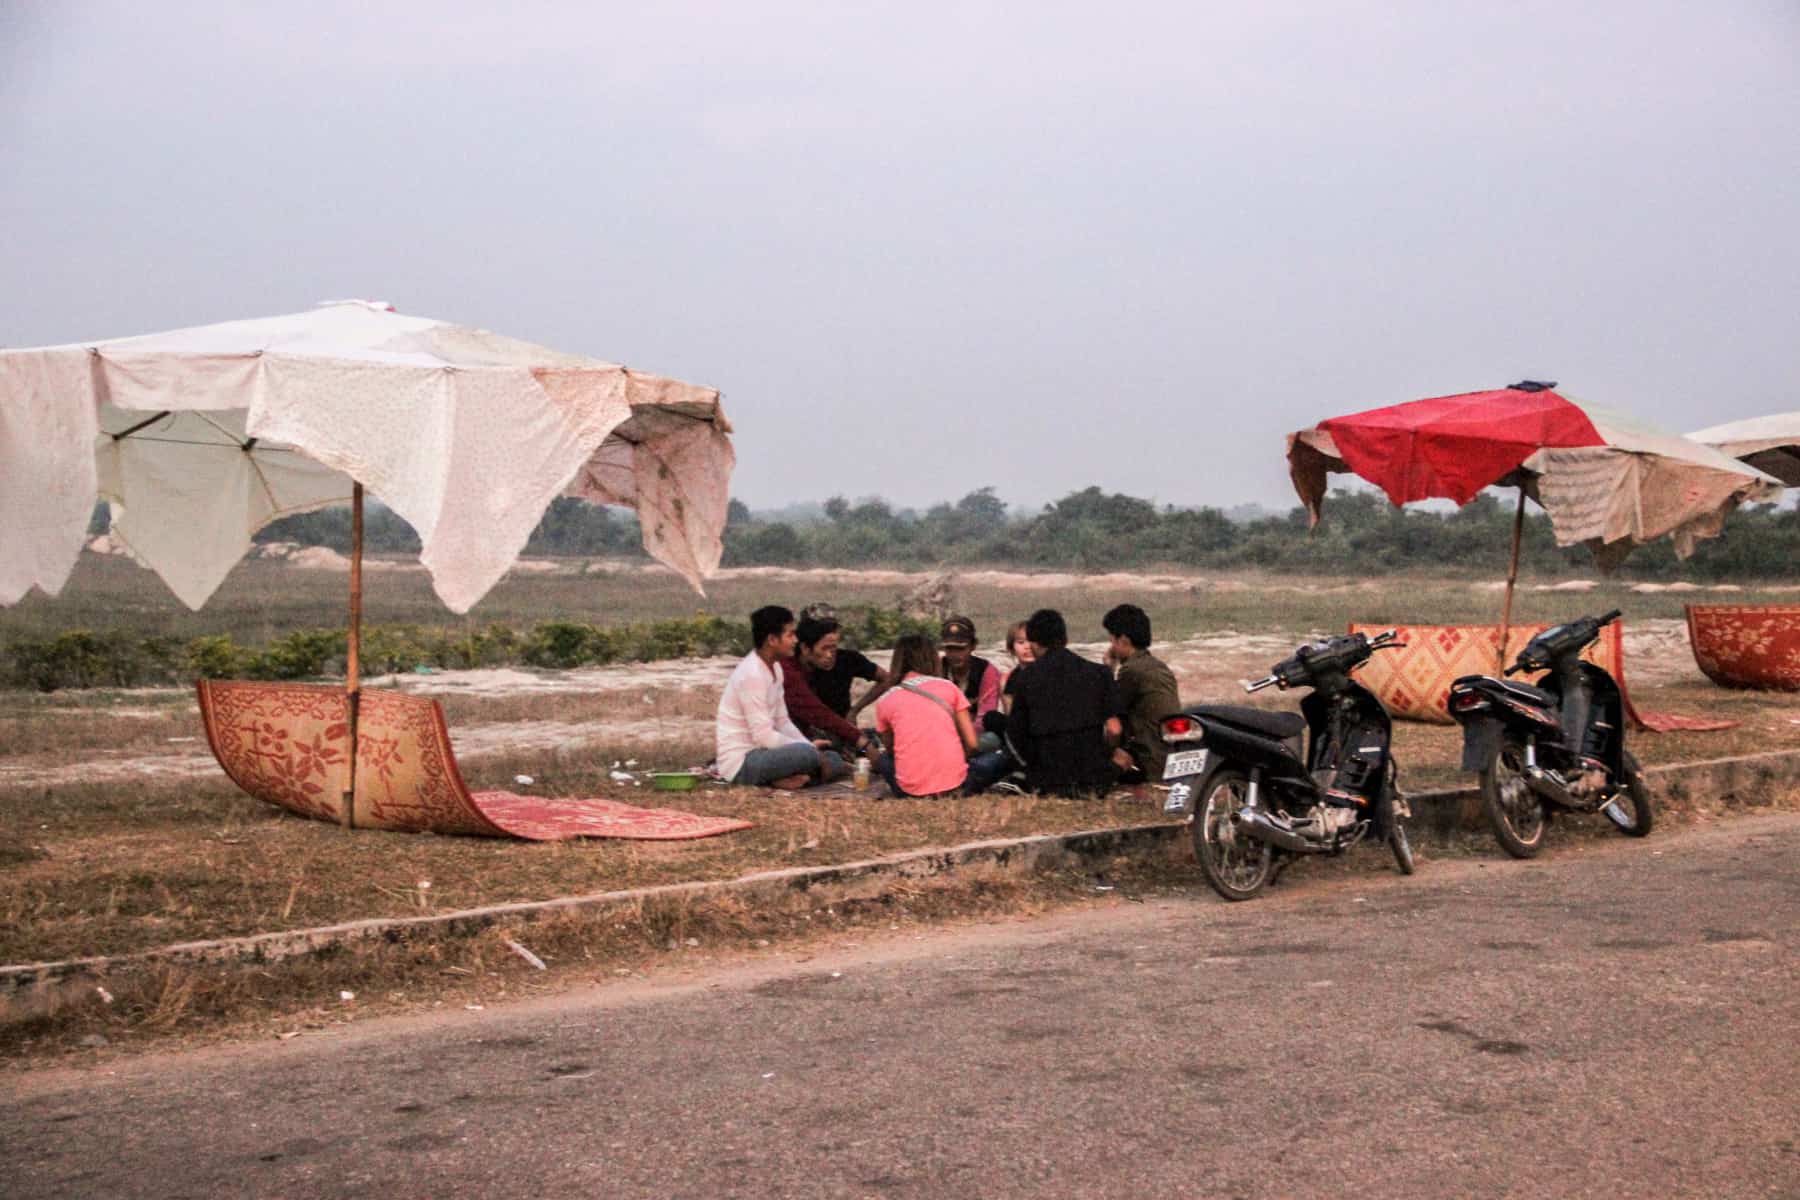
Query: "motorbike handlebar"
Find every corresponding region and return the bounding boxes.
[1502,662,1523,676]
[1598,608,1622,625]
[1242,675,1281,693]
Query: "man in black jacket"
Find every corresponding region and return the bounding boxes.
[1006,608,1119,796]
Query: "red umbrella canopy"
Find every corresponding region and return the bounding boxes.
[1298,384,1605,510]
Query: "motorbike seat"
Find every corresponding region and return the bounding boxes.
[1188,704,1306,740]
[1494,679,1556,707]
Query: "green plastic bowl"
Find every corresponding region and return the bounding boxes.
[648,771,703,791]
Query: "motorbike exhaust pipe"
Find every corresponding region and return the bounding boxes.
[1522,765,1574,808]
[1233,807,1329,855]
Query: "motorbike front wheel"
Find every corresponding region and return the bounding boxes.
[1480,736,1549,859]
[1379,787,1415,875]
[1192,768,1273,902]
[1387,822,1416,875]
[1601,749,1655,838]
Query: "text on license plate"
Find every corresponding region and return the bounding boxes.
[1162,749,1210,780]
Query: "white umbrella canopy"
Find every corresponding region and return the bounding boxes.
[1688,412,1800,487]
[0,301,734,611]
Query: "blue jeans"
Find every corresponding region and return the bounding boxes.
[963,750,1011,794]
[734,742,822,786]
[875,749,1011,797]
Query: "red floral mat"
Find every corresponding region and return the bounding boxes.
[1348,622,1735,733]
[468,790,753,841]
[198,680,753,840]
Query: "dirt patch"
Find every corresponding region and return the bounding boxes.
[0,749,222,788]
[393,658,736,698]
[448,717,716,758]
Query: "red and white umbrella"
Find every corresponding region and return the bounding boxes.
[1289,381,1782,651]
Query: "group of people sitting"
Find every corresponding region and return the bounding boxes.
[713,601,1182,798]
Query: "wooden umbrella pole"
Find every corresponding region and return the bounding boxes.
[342,482,364,829]
[1496,485,1527,672]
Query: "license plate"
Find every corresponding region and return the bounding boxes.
[1163,749,1210,780]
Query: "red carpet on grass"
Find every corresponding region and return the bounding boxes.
[1348,622,1736,733]
[197,679,752,841]
[469,791,752,841]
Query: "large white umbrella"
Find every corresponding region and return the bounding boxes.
[1688,411,1800,486]
[0,300,734,611]
[0,300,734,826]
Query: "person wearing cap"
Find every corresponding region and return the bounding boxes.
[939,615,1004,721]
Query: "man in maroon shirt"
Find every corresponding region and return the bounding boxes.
[785,615,878,756]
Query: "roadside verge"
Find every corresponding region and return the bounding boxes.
[6,747,1797,1011]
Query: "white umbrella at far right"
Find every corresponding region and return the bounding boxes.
[1689,412,1800,486]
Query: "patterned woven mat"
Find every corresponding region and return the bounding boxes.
[197,680,753,840]
[1686,605,1800,692]
[1347,623,1736,732]
[468,791,753,841]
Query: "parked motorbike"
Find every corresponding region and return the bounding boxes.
[1160,630,1414,902]
[1447,609,1653,858]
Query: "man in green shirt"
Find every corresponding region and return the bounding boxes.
[1103,603,1182,784]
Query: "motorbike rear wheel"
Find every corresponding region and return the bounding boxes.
[1481,736,1548,859]
[1601,749,1654,838]
[1192,768,1273,902]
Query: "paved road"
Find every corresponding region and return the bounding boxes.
[6,816,1798,1199]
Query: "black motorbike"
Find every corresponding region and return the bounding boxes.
[1160,630,1415,902]
[1447,609,1654,858]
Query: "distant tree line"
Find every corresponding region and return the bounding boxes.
[256,496,643,557]
[722,486,1800,580]
[246,485,1800,580]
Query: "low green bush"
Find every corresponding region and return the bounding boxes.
[185,634,251,680]
[522,620,599,669]
[253,629,346,680]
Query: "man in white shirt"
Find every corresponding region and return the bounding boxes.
[716,605,847,788]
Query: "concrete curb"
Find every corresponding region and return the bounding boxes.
[5,748,1797,998]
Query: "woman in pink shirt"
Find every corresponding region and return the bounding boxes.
[873,635,1010,797]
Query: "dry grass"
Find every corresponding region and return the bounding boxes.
[0,857,1130,1060]
[0,749,1163,965]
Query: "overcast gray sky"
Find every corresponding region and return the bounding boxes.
[4,2,1796,512]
